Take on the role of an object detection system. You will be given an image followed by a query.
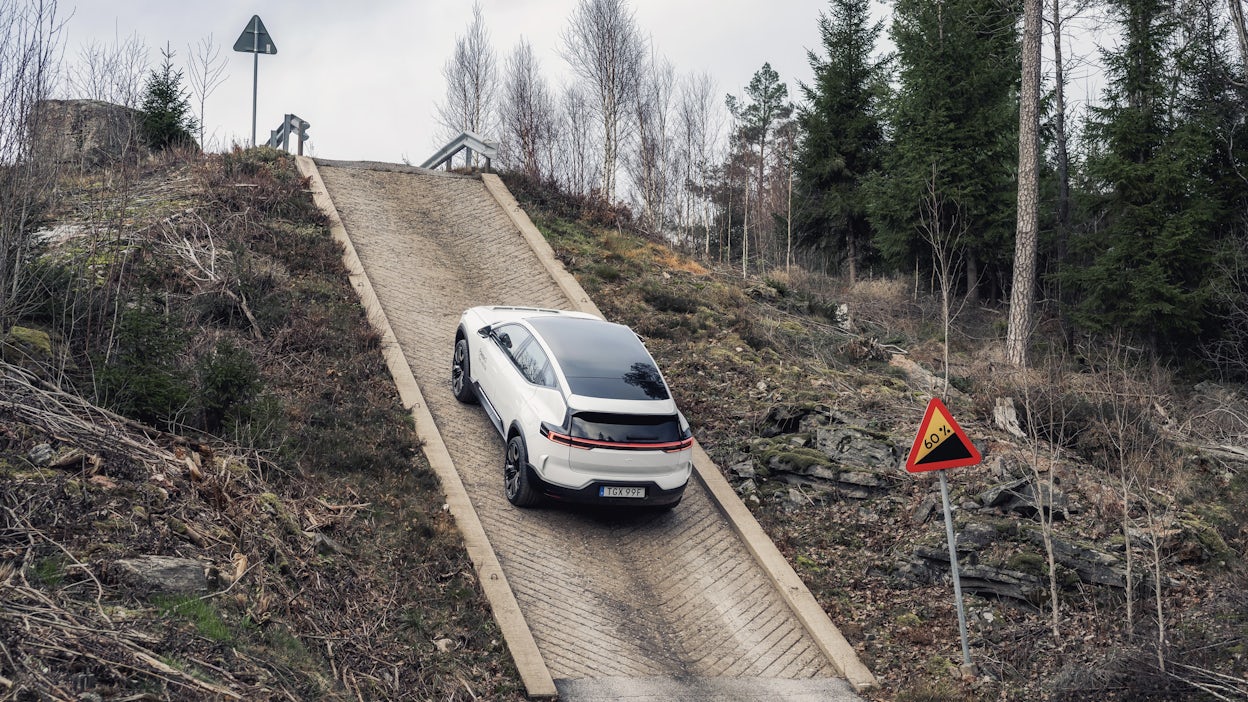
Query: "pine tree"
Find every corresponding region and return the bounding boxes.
[794,0,886,282]
[726,63,793,275]
[867,0,1021,300]
[140,44,197,150]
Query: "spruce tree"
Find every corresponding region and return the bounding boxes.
[794,0,886,281]
[867,0,1021,299]
[1068,0,1241,353]
[140,44,198,150]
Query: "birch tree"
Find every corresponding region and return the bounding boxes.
[561,0,645,201]
[676,72,722,255]
[437,1,498,150]
[628,53,675,234]
[186,34,228,149]
[499,38,555,179]
[0,0,63,326]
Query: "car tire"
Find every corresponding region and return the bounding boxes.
[451,337,477,404]
[504,434,541,507]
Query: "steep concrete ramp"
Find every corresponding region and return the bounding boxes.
[306,159,867,699]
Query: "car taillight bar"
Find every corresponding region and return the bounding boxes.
[541,424,693,452]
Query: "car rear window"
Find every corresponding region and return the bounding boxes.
[527,316,669,400]
[570,412,683,443]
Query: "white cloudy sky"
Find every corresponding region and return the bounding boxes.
[56,0,845,162]
[56,1,1108,164]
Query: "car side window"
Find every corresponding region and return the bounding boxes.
[494,325,556,388]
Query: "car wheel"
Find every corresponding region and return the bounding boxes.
[504,434,541,507]
[451,337,477,403]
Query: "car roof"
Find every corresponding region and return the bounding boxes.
[526,315,670,402]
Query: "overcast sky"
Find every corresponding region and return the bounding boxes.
[57,1,1108,164]
[55,1,849,162]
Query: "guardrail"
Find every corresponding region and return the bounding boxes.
[266,114,310,154]
[420,131,497,172]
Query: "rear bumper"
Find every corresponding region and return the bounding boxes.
[531,470,687,507]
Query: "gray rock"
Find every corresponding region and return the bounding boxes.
[728,460,756,480]
[1023,528,1129,589]
[27,443,54,466]
[979,477,1069,521]
[911,496,938,525]
[114,555,213,594]
[815,426,897,468]
[30,99,148,167]
[957,522,1001,552]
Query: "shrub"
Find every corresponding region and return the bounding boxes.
[197,338,261,433]
[95,303,191,428]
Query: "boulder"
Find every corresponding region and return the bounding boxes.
[113,555,213,594]
[29,99,147,167]
[978,476,1070,521]
[815,426,898,469]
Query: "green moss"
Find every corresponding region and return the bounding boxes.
[895,611,923,627]
[258,492,302,535]
[755,442,834,473]
[1007,551,1047,576]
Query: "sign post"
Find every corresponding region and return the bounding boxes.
[906,397,982,673]
[233,15,277,147]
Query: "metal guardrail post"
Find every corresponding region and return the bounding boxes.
[420,131,498,172]
[265,114,310,154]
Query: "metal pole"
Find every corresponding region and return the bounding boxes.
[939,470,973,671]
[250,17,259,147]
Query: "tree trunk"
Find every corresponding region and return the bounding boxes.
[1006,0,1042,367]
[1230,0,1248,79]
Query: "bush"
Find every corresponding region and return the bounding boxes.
[197,339,261,433]
[95,303,191,428]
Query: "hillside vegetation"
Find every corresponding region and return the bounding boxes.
[2,151,1246,701]
[1,150,521,700]
[507,174,1248,701]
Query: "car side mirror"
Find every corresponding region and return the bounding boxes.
[477,325,492,338]
[497,332,512,349]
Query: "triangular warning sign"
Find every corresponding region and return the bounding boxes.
[905,398,982,473]
[234,15,277,55]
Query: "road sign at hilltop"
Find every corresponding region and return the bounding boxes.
[905,397,982,473]
[234,15,276,54]
[233,15,277,148]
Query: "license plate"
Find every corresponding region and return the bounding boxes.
[600,486,646,499]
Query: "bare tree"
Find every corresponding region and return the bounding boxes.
[498,39,556,179]
[1007,0,1043,367]
[919,163,970,395]
[561,0,646,201]
[65,31,148,107]
[1229,0,1248,78]
[554,84,601,197]
[627,52,675,235]
[186,34,228,149]
[437,1,498,159]
[0,0,63,327]
[675,72,722,256]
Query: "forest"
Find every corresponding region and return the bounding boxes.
[437,0,1248,375]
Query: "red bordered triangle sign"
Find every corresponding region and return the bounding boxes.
[905,398,982,473]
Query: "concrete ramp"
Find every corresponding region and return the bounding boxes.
[299,158,874,700]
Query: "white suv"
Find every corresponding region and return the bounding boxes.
[452,306,693,508]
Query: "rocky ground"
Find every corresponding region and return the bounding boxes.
[510,174,1248,701]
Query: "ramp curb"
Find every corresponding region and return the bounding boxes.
[297,157,558,700]
[480,172,878,693]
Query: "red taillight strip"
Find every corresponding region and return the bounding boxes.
[541,426,693,452]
